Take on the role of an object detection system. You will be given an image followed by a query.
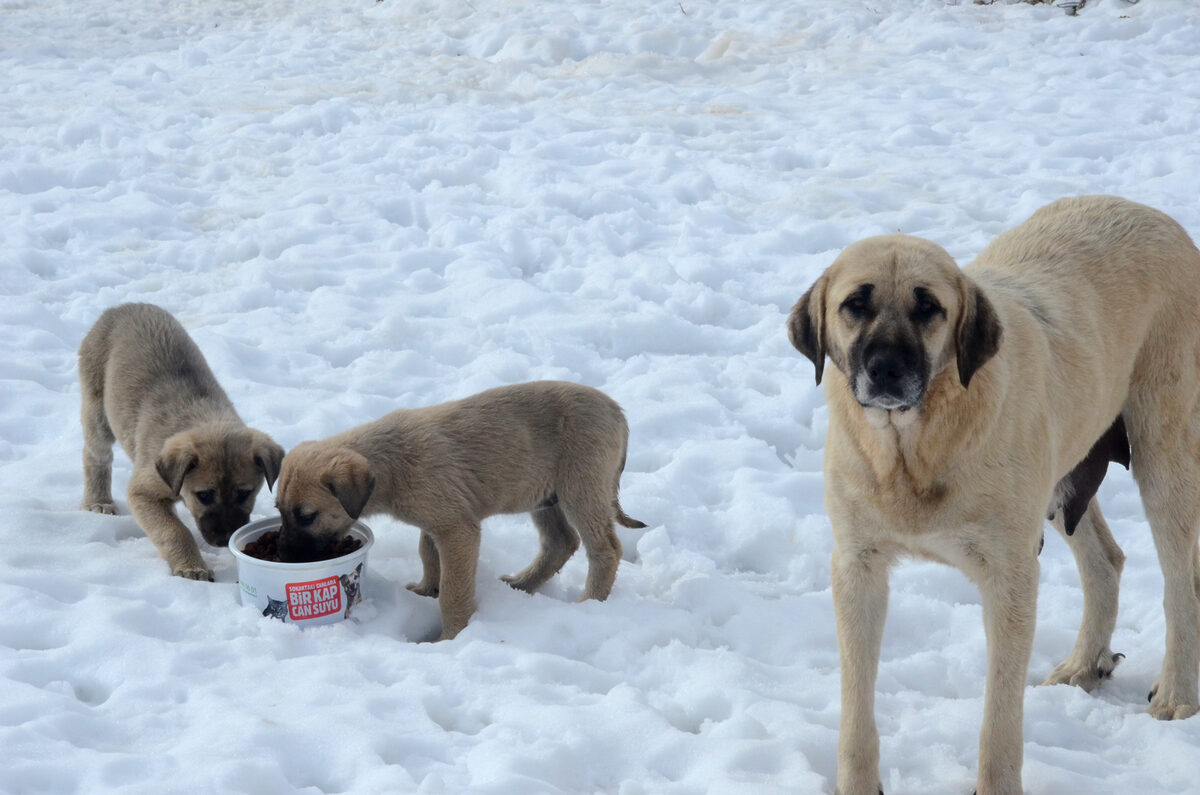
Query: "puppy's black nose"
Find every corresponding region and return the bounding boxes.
[198,509,250,547]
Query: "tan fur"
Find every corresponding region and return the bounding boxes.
[78,303,284,581]
[274,381,645,641]
[789,196,1200,794]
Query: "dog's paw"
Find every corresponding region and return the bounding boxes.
[500,573,537,594]
[1042,650,1124,692]
[406,581,439,598]
[1147,680,1200,720]
[1148,699,1199,721]
[833,785,883,795]
[174,565,214,582]
[84,501,118,515]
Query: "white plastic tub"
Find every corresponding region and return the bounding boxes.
[230,518,374,627]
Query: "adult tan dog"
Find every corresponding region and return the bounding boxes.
[788,196,1200,795]
[79,303,284,581]
[274,381,645,640]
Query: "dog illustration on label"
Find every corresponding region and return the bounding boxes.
[340,563,364,618]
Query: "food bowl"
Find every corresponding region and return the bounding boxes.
[230,518,374,627]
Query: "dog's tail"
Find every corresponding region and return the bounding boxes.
[613,440,647,529]
[615,503,647,529]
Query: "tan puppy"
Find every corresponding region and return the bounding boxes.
[788,196,1200,795]
[79,303,284,581]
[275,381,645,640]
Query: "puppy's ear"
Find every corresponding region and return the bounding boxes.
[250,431,285,492]
[156,433,200,496]
[788,275,828,385]
[325,450,376,520]
[955,276,1002,389]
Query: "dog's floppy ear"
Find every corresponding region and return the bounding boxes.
[324,449,376,520]
[156,433,200,496]
[788,275,828,385]
[955,276,1002,389]
[250,432,285,492]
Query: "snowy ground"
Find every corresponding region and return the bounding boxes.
[3,0,1200,792]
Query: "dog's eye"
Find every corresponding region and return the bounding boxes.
[839,284,874,320]
[913,298,943,322]
[236,489,253,503]
[911,288,944,322]
[195,490,215,506]
[295,511,317,527]
[841,296,870,319]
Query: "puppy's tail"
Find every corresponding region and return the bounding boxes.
[615,503,647,529]
[613,440,646,529]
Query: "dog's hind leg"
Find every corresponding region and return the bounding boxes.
[1043,499,1126,691]
[1126,406,1200,720]
[502,502,580,594]
[406,532,441,598]
[80,381,117,515]
[558,489,622,602]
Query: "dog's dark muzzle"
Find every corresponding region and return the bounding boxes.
[198,508,251,547]
[857,343,927,411]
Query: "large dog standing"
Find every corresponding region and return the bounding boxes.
[788,196,1200,794]
[79,303,284,581]
[274,381,645,641]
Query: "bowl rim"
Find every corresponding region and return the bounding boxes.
[229,517,374,572]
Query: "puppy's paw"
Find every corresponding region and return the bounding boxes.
[1147,679,1200,720]
[84,501,118,515]
[500,573,536,594]
[174,565,214,582]
[406,581,439,598]
[1042,649,1123,692]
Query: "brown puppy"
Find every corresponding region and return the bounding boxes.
[79,303,284,580]
[275,381,645,640]
[788,196,1200,795]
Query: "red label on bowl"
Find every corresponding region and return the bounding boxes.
[286,576,342,620]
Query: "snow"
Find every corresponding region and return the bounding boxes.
[2,0,1199,792]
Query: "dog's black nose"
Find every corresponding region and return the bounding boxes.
[199,509,250,547]
[866,351,908,393]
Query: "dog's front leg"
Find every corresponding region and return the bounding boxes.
[832,542,889,795]
[432,521,481,641]
[127,474,212,581]
[975,553,1038,795]
[406,532,441,598]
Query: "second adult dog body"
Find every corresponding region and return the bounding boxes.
[275,381,644,640]
[788,196,1200,794]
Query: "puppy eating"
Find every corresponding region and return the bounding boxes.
[79,303,284,580]
[274,381,645,640]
